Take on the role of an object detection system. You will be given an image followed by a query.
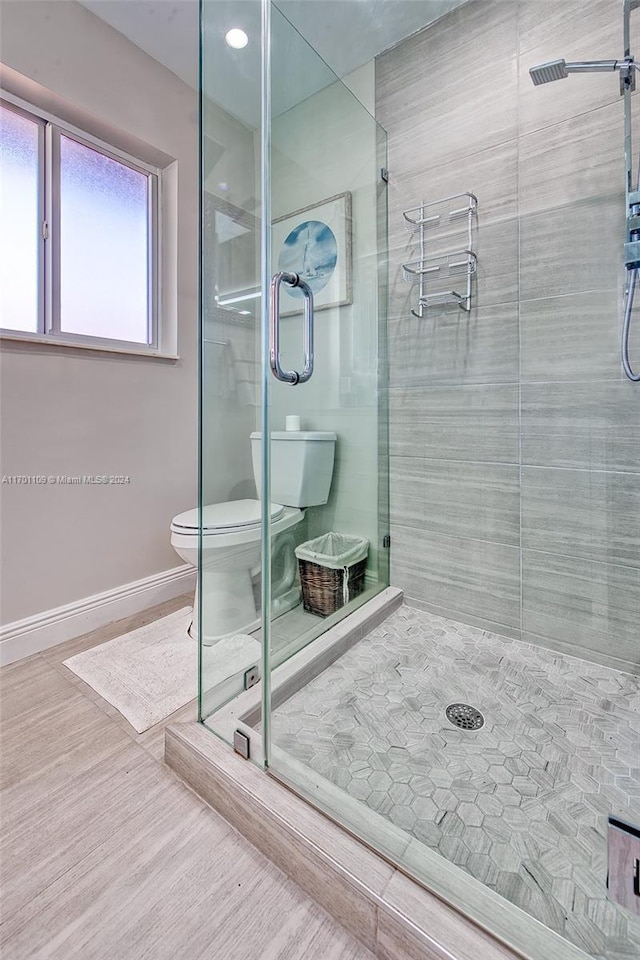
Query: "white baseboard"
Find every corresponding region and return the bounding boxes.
[0,564,196,667]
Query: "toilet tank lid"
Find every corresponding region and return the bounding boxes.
[250,431,337,441]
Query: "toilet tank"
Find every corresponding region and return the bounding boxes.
[250,431,336,507]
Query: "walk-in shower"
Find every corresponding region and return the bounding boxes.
[530,0,640,381]
[184,2,640,959]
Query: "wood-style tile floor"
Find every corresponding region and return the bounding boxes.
[0,596,374,960]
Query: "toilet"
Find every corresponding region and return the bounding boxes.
[170,430,336,644]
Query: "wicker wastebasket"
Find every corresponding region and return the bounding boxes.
[295,532,369,617]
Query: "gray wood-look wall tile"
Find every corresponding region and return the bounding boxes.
[387,110,518,195]
[390,458,520,546]
[389,384,519,463]
[518,0,622,135]
[386,139,518,233]
[519,196,624,300]
[521,466,640,568]
[388,302,518,387]
[520,290,621,382]
[392,525,521,631]
[376,1,518,173]
[519,100,623,217]
[401,594,522,641]
[518,0,620,57]
[378,0,638,661]
[522,550,640,669]
[521,380,640,473]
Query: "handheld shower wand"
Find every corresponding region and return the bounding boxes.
[529,58,626,85]
[529,6,640,381]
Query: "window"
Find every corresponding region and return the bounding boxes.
[0,97,159,350]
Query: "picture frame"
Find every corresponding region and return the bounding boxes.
[272,191,352,316]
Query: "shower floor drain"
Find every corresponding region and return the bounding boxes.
[446,703,485,730]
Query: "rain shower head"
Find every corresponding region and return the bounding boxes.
[529,59,569,85]
[529,58,624,85]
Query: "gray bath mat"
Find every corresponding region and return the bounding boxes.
[63,607,261,733]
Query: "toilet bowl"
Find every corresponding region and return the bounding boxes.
[171,499,303,645]
[171,429,336,645]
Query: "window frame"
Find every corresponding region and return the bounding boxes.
[1,93,161,353]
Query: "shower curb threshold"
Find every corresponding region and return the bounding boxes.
[201,586,405,756]
[165,591,587,960]
[165,722,583,960]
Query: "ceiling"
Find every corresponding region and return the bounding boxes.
[81,0,465,125]
[277,1,464,78]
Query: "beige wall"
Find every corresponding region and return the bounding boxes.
[0,1,198,623]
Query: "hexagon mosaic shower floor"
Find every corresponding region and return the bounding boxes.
[271,604,640,960]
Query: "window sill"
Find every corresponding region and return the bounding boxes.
[0,331,180,361]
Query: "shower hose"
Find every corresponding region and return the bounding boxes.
[623,267,640,380]
[623,64,640,381]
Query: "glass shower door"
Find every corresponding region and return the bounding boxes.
[197,0,388,754]
[260,5,390,762]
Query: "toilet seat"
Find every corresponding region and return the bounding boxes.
[171,499,284,535]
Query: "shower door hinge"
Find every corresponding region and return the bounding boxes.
[233,729,250,760]
[381,168,389,183]
[383,534,391,548]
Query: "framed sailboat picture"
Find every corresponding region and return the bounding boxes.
[273,192,352,316]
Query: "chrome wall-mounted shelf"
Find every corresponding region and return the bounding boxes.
[402,192,478,317]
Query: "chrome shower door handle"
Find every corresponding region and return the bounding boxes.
[269,271,314,385]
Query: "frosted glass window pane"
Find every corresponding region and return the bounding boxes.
[60,136,150,343]
[0,104,40,332]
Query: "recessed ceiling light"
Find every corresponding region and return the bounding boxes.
[225,28,248,49]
